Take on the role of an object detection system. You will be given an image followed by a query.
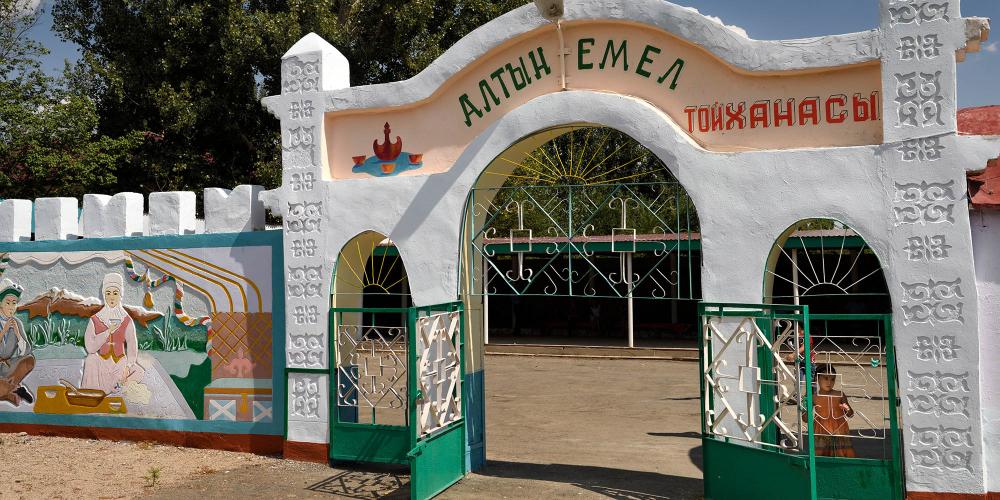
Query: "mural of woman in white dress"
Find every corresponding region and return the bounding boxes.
[81,273,144,393]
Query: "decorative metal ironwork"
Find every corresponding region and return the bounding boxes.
[766,227,887,301]
[337,239,408,296]
[702,314,805,451]
[415,311,463,438]
[466,182,698,299]
[336,324,408,411]
[486,128,651,186]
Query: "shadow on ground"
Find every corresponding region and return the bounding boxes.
[478,460,703,500]
[307,468,409,499]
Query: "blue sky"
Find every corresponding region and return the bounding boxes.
[26,0,1000,108]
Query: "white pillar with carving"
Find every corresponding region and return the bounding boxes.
[878,0,990,494]
[261,33,351,448]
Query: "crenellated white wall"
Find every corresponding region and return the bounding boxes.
[0,185,267,241]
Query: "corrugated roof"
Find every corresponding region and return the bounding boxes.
[960,106,1000,210]
[969,157,1000,210]
[958,106,1000,136]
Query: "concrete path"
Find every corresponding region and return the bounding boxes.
[441,356,703,499]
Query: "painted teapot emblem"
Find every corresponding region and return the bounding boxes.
[351,122,424,177]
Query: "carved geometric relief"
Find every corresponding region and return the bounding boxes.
[908,392,971,418]
[283,126,317,167]
[289,99,314,120]
[288,331,324,368]
[287,201,323,233]
[901,278,964,325]
[908,370,970,393]
[288,265,324,298]
[293,305,320,325]
[290,172,316,192]
[913,336,960,362]
[894,71,945,128]
[282,56,320,94]
[898,34,944,60]
[909,425,973,473]
[904,235,951,261]
[897,136,945,161]
[888,1,950,26]
[291,238,318,258]
[893,181,956,225]
[289,373,322,418]
[907,369,970,418]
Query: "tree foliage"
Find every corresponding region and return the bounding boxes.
[45,0,527,197]
[0,0,142,198]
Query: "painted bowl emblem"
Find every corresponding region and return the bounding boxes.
[352,122,424,177]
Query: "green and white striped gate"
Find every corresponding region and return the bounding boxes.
[699,303,903,500]
[330,302,467,499]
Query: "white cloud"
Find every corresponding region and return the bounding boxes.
[677,6,750,39]
[985,42,998,53]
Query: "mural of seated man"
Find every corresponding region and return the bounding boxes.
[0,279,35,406]
[81,273,145,393]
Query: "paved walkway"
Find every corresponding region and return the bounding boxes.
[441,356,703,499]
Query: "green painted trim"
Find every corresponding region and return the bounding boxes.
[328,424,411,465]
[271,230,287,438]
[883,315,905,500]
[803,309,818,500]
[0,229,281,253]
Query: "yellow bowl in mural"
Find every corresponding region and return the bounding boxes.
[381,163,396,174]
[33,385,128,415]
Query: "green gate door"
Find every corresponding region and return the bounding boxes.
[700,304,904,500]
[330,306,412,464]
[330,302,468,499]
[407,302,467,499]
[700,303,817,500]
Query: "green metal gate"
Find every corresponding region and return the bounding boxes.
[330,302,467,499]
[407,302,467,499]
[699,303,903,500]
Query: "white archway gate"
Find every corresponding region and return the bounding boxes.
[260,1,995,498]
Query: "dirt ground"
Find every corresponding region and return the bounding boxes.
[0,356,705,499]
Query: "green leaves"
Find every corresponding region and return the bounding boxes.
[1,0,144,199]
[4,0,533,200]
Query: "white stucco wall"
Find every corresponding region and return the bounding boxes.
[973,209,1000,493]
[260,0,997,494]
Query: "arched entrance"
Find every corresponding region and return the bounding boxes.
[457,125,705,493]
[263,1,993,497]
[329,231,468,498]
[737,218,902,499]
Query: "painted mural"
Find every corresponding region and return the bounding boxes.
[0,246,274,423]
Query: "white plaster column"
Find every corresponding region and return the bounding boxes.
[204,185,265,233]
[260,33,350,446]
[34,198,79,240]
[149,191,197,235]
[0,199,33,242]
[972,209,1000,493]
[878,0,986,493]
[80,193,144,238]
